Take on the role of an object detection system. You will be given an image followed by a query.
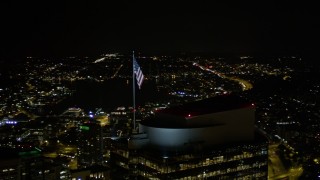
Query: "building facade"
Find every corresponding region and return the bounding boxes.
[110,95,269,179]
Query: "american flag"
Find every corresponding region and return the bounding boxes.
[133,57,144,89]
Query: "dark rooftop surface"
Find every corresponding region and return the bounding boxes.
[157,94,253,118]
[140,94,254,128]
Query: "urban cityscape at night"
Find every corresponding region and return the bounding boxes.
[1,53,319,179]
[1,1,319,180]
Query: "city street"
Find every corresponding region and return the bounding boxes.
[268,143,303,179]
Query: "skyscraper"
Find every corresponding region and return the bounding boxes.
[110,95,268,179]
[78,120,103,168]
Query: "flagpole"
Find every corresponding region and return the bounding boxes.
[132,51,136,132]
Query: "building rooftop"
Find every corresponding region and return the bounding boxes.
[140,94,254,128]
[157,94,253,118]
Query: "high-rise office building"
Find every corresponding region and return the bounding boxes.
[78,121,103,168]
[110,95,268,179]
[0,148,70,180]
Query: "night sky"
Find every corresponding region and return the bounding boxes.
[0,1,319,57]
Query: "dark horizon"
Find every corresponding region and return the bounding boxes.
[1,1,319,60]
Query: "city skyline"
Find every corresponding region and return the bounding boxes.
[0,53,318,178]
[1,1,320,179]
[1,1,319,59]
